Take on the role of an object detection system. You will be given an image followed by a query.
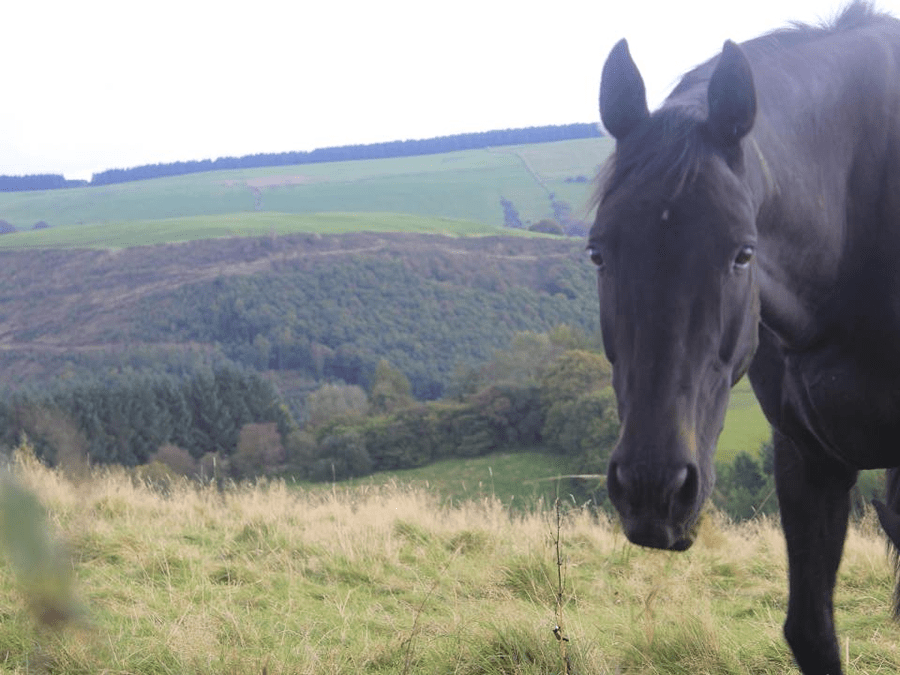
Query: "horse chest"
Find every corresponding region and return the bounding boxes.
[780,343,900,468]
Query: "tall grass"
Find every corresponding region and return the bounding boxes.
[1,447,898,674]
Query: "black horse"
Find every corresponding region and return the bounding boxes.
[590,3,900,673]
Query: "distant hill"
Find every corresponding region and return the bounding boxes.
[0,230,598,400]
[89,123,603,186]
[0,138,613,233]
[0,123,602,192]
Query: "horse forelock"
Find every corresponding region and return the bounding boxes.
[593,108,708,209]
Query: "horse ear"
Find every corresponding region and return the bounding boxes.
[600,39,650,140]
[707,40,756,146]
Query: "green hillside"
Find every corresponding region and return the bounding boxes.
[0,138,613,233]
[0,232,599,396]
[0,211,527,249]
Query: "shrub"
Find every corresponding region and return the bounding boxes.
[310,429,371,481]
[529,219,564,235]
[10,405,89,478]
[197,452,227,483]
[500,197,523,228]
[445,407,498,458]
[543,388,618,456]
[369,359,413,414]
[539,350,611,408]
[363,405,437,470]
[232,423,285,479]
[469,384,543,447]
[713,450,776,521]
[151,444,198,478]
[305,383,369,427]
[131,461,180,493]
[283,429,318,475]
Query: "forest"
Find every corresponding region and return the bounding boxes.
[0,232,598,393]
[134,245,597,398]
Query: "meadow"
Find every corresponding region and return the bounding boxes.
[0,212,526,249]
[341,449,576,510]
[0,138,612,236]
[718,378,771,463]
[3,446,900,674]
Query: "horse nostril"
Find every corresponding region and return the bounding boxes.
[672,466,688,489]
[672,464,699,508]
[616,462,634,489]
[607,461,628,502]
[608,461,700,512]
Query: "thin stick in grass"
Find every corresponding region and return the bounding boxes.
[552,497,573,675]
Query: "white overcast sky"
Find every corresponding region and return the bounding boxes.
[2,0,896,180]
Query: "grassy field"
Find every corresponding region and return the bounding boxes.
[0,211,530,249]
[0,138,612,234]
[341,449,578,510]
[718,378,771,462]
[2,447,899,674]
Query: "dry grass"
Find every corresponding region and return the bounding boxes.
[1,447,898,674]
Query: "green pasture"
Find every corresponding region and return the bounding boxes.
[0,211,532,249]
[340,448,574,509]
[0,138,612,231]
[718,377,771,462]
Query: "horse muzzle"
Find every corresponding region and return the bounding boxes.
[607,460,701,551]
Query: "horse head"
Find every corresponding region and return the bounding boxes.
[591,40,760,550]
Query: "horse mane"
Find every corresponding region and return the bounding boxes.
[594,1,894,208]
[789,0,889,35]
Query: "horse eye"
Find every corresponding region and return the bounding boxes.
[733,245,755,269]
[587,247,604,269]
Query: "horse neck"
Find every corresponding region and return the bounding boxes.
[742,118,850,349]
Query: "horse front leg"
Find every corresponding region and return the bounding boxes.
[774,428,856,675]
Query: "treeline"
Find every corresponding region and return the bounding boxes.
[0,174,88,192]
[0,323,802,522]
[1,366,292,473]
[0,124,601,192]
[91,123,601,186]
[2,327,622,501]
[0,328,614,481]
[0,234,598,400]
